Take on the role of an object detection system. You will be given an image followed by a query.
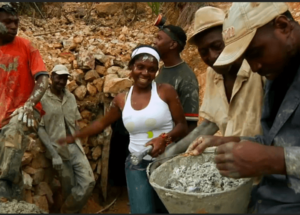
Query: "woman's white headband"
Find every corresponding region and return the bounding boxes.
[131,47,160,64]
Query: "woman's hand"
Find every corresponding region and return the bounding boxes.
[145,136,167,157]
[57,135,75,145]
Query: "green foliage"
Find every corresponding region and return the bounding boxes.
[147,2,161,15]
[16,2,46,17]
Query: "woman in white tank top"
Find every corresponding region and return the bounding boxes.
[58,45,188,213]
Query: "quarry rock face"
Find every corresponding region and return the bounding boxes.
[15,1,300,212]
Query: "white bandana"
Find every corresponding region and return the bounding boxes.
[131,47,160,65]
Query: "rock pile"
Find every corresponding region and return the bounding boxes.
[0,199,47,214]
[165,162,245,193]
[20,133,57,213]
[14,1,300,212]
[16,2,158,212]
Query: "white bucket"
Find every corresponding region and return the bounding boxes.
[147,148,253,213]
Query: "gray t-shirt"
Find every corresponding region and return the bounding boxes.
[155,62,199,120]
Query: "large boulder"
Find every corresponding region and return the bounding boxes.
[95,2,122,16]
[103,74,133,94]
[74,85,87,101]
[77,50,95,70]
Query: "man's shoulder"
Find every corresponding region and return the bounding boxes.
[40,88,51,103]
[157,82,175,91]
[177,62,197,78]
[42,87,51,95]
[13,36,30,46]
[14,36,40,53]
[65,88,78,103]
[206,66,218,77]
[160,63,194,79]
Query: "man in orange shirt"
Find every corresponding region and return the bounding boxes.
[0,3,49,200]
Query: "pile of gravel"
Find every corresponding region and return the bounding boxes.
[164,162,244,193]
[0,199,47,214]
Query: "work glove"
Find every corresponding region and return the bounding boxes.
[11,101,35,127]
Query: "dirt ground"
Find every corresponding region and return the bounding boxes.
[81,186,130,214]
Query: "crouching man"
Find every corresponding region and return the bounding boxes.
[38,65,95,213]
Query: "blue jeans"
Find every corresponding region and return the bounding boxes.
[125,155,168,214]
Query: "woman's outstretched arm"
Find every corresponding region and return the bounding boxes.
[57,93,125,144]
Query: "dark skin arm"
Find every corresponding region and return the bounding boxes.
[187,135,240,155]
[215,141,286,178]
[58,84,188,158]
[165,119,218,156]
[145,83,188,157]
[11,74,49,127]
[149,119,218,174]
[57,93,125,144]
[187,135,286,178]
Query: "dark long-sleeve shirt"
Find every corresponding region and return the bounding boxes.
[243,64,300,213]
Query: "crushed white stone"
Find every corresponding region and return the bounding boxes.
[0,199,47,214]
[164,162,245,193]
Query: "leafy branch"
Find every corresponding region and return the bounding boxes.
[147,2,161,15]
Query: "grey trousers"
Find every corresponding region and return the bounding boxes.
[58,144,95,214]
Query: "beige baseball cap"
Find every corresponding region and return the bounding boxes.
[52,64,70,75]
[214,2,289,67]
[187,6,225,45]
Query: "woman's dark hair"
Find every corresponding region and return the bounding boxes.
[128,45,160,69]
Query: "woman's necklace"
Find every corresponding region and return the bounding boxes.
[163,60,184,69]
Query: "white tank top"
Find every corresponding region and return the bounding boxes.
[122,81,174,160]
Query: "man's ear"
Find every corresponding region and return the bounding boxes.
[274,15,293,35]
[169,41,178,50]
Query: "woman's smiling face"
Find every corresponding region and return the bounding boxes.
[131,54,159,88]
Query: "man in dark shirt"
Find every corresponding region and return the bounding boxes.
[154,25,199,132]
[187,2,300,213]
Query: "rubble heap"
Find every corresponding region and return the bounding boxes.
[14,1,300,212]
[0,199,47,214]
[165,162,244,193]
[17,2,158,212]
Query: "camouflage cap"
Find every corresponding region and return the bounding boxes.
[0,2,17,14]
[0,2,11,7]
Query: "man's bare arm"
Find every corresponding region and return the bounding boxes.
[164,119,219,157]
[12,75,49,127]
[149,119,219,174]
[28,74,49,105]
